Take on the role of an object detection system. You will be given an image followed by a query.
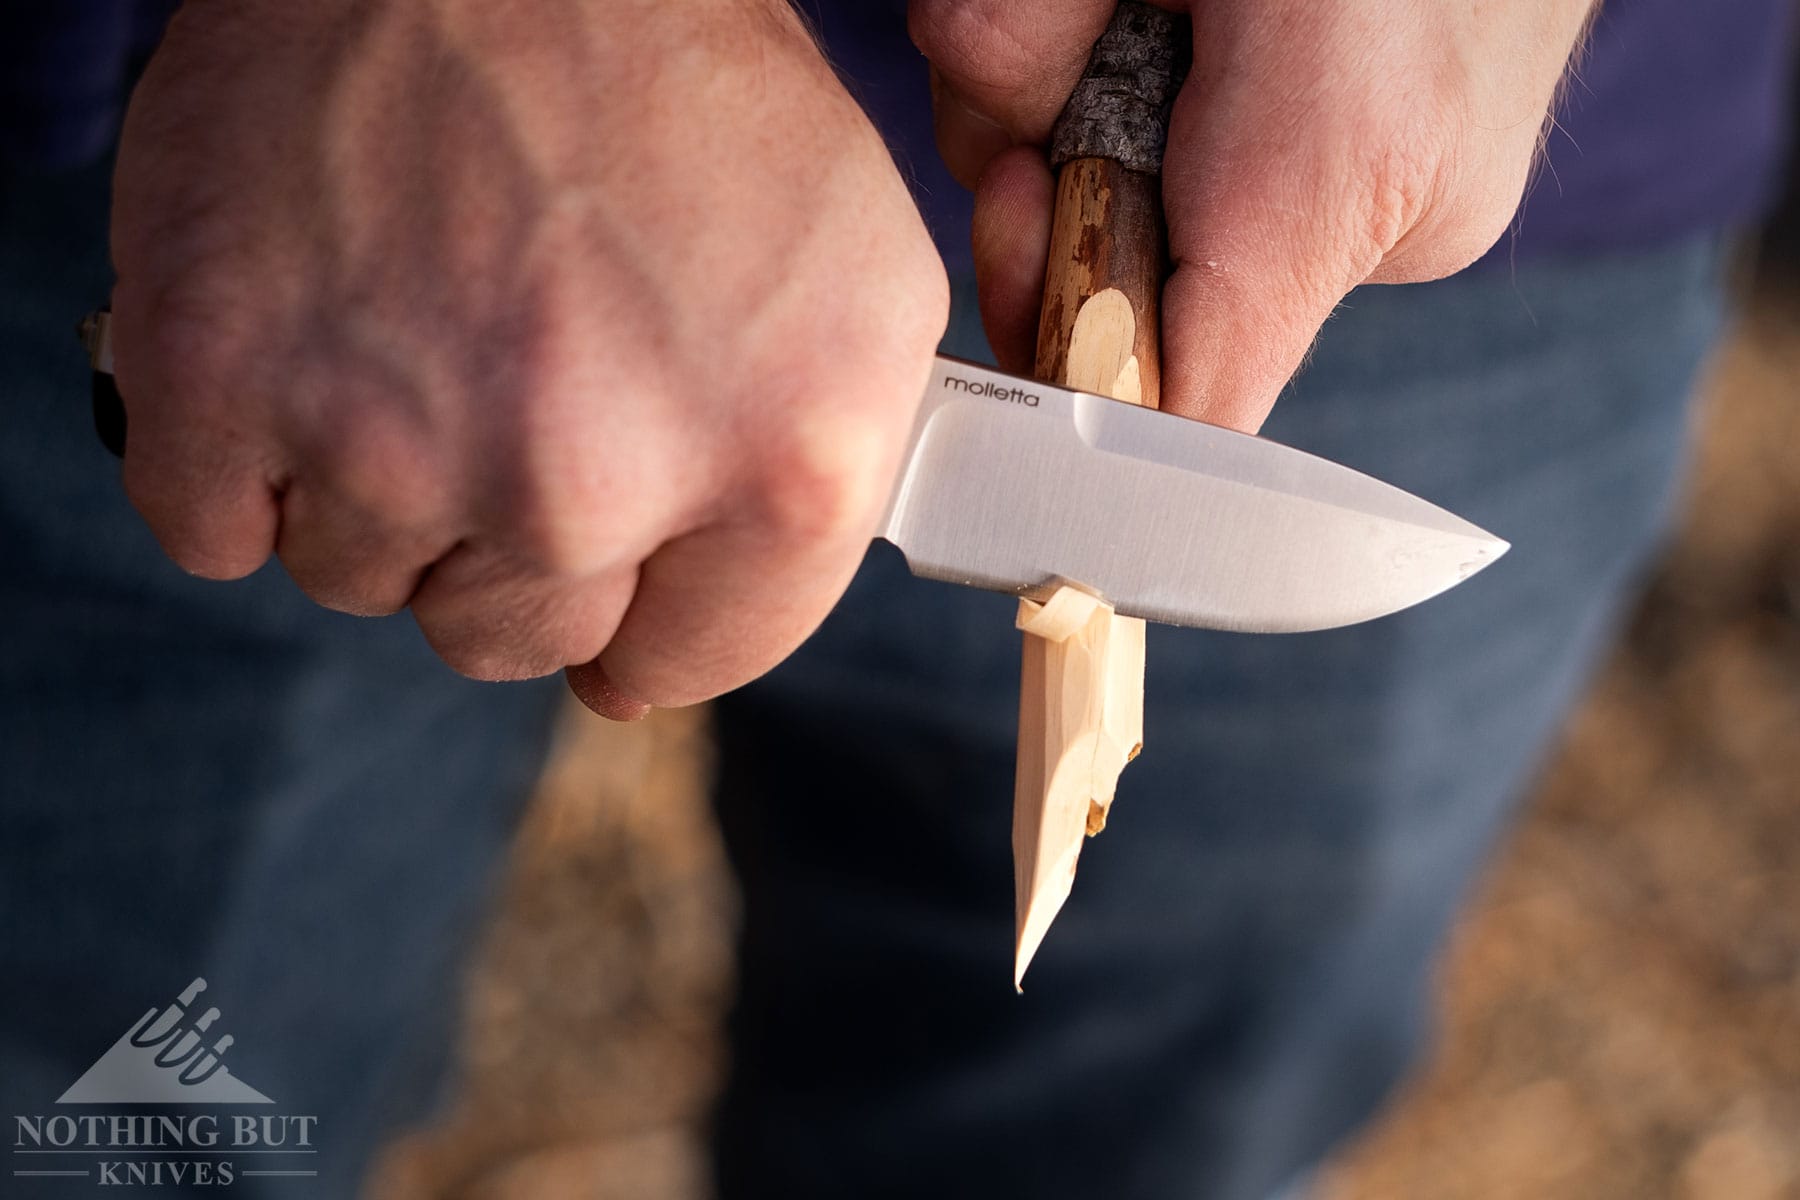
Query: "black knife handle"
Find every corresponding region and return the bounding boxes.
[77,308,127,458]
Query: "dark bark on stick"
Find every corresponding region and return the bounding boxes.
[1049,1,1190,175]
[1034,159,1164,406]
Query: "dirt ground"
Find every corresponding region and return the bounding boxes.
[370,284,1800,1200]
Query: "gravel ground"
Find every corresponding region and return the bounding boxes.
[371,287,1800,1200]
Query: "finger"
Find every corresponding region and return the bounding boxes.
[111,301,281,579]
[908,0,1116,187]
[593,400,905,708]
[593,519,868,709]
[971,146,1055,374]
[273,399,462,615]
[408,544,638,682]
[1158,236,1367,436]
[274,482,456,616]
[1158,108,1397,433]
[118,408,281,581]
[121,440,280,579]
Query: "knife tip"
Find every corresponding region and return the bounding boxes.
[1457,531,1511,581]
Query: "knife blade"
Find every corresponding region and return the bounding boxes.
[78,313,1506,625]
[883,355,1507,631]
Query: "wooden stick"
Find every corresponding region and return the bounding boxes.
[1013,2,1187,989]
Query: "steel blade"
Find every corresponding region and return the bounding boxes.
[879,357,1507,632]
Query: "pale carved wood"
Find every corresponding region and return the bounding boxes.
[1014,161,1165,989]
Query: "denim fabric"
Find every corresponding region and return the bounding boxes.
[709,245,1727,1199]
[0,143,1726,1198]
[1,154,563,1195]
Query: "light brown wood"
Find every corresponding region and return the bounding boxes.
[1034,159,1163,400]
[1014,159,1165,988]
[1012,586,1145,988]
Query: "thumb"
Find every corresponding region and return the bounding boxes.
[1158,234,1373,436]
[1158,144,1401,434]
[908,0,1116,187]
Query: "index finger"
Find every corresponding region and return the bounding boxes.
[909,0,1117,186]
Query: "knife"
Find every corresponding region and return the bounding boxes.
[886,353,1507,629]
[77,314,1506,627]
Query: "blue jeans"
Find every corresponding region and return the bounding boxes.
[1,147,1724,1197]
[707,257,1725,1198]
[1,155,563,1193]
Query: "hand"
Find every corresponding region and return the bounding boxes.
[910,0,1597,431]
[111,0,948,715]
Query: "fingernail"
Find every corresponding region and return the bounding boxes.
[564,662,652,723]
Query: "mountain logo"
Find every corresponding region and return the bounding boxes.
[57,978,274,1105]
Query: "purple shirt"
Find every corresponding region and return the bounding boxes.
[5,1,1792,273]
[1507,0,1795,256]
[1,1,177,169]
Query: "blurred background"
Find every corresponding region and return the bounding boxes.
[366,248,1798,1200]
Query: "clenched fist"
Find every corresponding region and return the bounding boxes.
[110,0,948,716]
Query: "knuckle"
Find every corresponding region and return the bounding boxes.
[312,409,448,535]
[112,284,242,410]
[505,456,631,578]
[1374,152,1529,283]
[752,412,892,545]
[512,512,614,579]
[1352,133,1447,258]
[496,319,639,579]
[511,528,582,579]
[505,447,622,577]
[1287,114,1462,287]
